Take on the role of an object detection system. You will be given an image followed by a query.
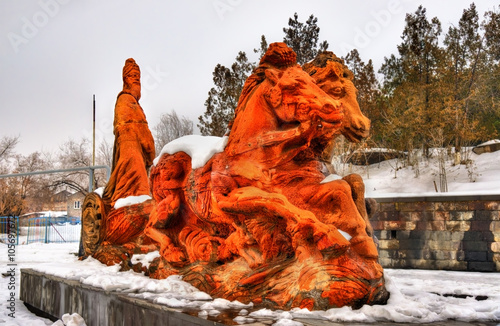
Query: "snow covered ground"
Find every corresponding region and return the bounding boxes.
[1,239,500,325]
[332,144,500,198]
[1,141,499,325]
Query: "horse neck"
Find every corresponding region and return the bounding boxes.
[226,87,279,155]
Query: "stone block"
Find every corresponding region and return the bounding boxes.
[429,231,452,242]
[427,240,461,251]
[400,211,412,221]
[462,241,488,251]
[475,210,496,221]
[452,202,470,211]
[492,253,500,263]
[406,250,424,260]
[451,232,465,241]
[445,221,470,232]
[465,251,488,262]
[435,202,453,211]
[484,201,500,211]
[493,232,500,242]
[378,230,394,240]
[491,221,500,233]
[435,260,468,271]
[383,221,413,230]
[399,202,434,212]
[378,211,400,221]
[378,239,399,250]
[468,262,496,272]
[398,239,425,250]
[409,230,428,239]
[371,221,384,231]
[434,211,450,221]
[491,242,500,253]
[462,231,486,242]
[378,202,395,212]
[454,250,466,261]
[450,211,474,221]
[377,257,393,268]
[417,221,445,231]
[396,230,411,240]
[470,220,491,231]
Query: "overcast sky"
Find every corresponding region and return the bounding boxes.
[1,0,497,156]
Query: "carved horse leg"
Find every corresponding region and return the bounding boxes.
[342,173,373,237]
[291,178,378,259]
[144,194,186,263]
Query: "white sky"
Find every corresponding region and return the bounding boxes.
[0,0,497,155]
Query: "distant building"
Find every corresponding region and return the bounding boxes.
[67,191,85,217]
[41,190,72,212]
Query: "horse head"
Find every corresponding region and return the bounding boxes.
[227,43,344,158]
[303,52,370,143]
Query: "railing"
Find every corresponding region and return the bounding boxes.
[26,216,81,244]
[0,165,110,193]
[0,216,19,245]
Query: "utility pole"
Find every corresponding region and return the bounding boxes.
[92,94,96,191]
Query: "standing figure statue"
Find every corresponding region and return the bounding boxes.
[80,58,155,261]
[102,58,155,208]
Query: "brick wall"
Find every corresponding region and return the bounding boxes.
[370,195,500,272]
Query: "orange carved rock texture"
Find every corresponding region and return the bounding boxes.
[145,43,389,310]
[83,46,389,310]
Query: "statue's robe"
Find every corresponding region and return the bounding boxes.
[102,92,155,209]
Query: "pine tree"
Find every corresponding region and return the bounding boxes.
[344,50,381,138]
[443,3,484,155]
[283,13,329,65]
[380,6,443,156]
[198,52,254,136]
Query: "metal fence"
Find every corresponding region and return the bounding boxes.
[0,216,19,245]
[26,216,81,244]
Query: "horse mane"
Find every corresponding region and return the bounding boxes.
[302,51,354,81]
[227,43,297,133]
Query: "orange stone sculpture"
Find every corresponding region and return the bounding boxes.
[80,58,155,263]
[145,43,388,309]
[80,44,389,310]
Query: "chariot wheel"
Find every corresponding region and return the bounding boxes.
[79,192,106,257]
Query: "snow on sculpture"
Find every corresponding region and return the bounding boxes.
[80,44,389,310]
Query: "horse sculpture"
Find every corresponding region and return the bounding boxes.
[145,43,389,310]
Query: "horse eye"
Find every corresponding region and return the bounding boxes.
[331,87,344,97]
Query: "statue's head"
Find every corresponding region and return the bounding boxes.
[122,58,141,101]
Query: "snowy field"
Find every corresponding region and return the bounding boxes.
[1,239,500,325]
[1,141,499,325]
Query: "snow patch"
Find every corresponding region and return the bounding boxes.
[153,135,228,169]
[114,195,151,209]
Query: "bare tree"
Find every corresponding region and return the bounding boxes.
[51,138,93,194]
[0,135,19,162]
[154,110,193,154]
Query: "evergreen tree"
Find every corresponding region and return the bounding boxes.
[254,35,268,60]
[380,6,443,156]
[198,52,254,136]
[443,3,484,153]
[480,7,500,136]
[344,49,381,138]
[283,13,329,65]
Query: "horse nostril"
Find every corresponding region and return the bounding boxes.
[321,103,335,113]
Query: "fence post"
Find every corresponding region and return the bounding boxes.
[44,217,48,244]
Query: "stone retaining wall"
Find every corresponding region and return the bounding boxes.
[370,195,500,272]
